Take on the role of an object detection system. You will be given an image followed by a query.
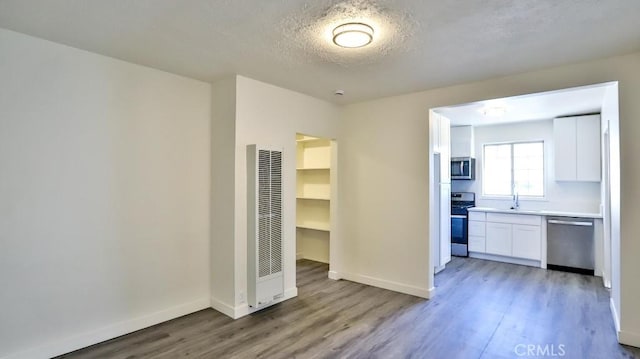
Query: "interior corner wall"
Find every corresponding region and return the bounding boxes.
[602,84,621,331]
[0,29,212,358]
[614,56,640,346]
[232,75,340,315]
[340,51,640,346]
[210,77,238,315]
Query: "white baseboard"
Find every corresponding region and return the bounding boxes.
[619,330,640,348]
[2,298,210,359]
[428,286,435,297]
[296,252,304,260]
[210,295,237,319]
[210,296,249,319]
[610,297,621,334]
[211,287,298,320]
[232,303,250,319]
[610,299,640,348]
[339,272,430,299]
[611,298,640,348]
[328,270,341,280]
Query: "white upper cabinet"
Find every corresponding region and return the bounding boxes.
[431,112,451,183]
[553,115,601,182]
[554,117,576,181]
[576,116,602,181]
[450,125,474,158]
[440,116,451,183]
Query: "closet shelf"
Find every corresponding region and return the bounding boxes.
[296,167,330,170]
[297,196,330,201]
[296,224,330,232]
[297,133,332,263]
[296,137,330,144]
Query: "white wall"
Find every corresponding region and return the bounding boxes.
[340,51,639,346]
[602,84,622,333]
[340,97,432,297]
[451,120,602,213]
[211,75,340,318]
[210,77,237,311]
[0,29,211,358]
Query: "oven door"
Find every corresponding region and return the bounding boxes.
[451,214,468,257]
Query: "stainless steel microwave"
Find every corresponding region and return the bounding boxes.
[451,157,475,180]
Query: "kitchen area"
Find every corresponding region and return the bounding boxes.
[430,82,617,288]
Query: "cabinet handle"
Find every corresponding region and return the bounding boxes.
[547,219,593,226]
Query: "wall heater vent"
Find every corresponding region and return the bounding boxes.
[247,145,284,309]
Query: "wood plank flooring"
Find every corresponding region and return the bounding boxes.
[59,258,640,359]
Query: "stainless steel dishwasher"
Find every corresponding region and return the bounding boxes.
[547,217,594,275]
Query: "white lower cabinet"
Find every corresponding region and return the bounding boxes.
[512,224,542,260]
[486,222,512,256]
[468,215,486,253]
[468,235,486,252]
[468,211,542,264]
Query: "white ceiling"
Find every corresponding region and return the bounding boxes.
[0,1,638,104]
[436,83,610,127]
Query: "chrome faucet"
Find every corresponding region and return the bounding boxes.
[511,193,520,210]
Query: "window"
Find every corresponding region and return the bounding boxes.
[483,141,544,197]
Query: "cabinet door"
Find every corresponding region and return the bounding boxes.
[440,115,451,183]
[468,221,485,236]
[512,224,541,260]
[430,112,441,151]
[468,212,486,221]
[486,222,512,256]
[450,126,473,158]
[576,115,601,181]
[553,117,577,181]
[468,235,486,253]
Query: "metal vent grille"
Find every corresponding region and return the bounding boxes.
[257,149,283,278]
[270,151,282,274]
[258,150,271,277]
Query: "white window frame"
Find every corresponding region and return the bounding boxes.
[482,140,546,199]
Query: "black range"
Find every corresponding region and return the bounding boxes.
[451,192,475,257]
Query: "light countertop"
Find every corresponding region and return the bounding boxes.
[468,207,602,219]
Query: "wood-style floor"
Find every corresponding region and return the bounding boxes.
[59,258,640,359]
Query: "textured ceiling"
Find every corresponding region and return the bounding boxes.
[0,0,638,104]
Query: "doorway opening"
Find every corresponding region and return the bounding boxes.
[427,81,621,336]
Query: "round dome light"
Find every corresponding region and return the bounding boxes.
[332,23,374,48]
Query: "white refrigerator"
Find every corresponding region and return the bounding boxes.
[432,153,451,273]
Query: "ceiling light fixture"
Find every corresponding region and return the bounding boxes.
[332,22,374,48]
[481,106,506,117]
